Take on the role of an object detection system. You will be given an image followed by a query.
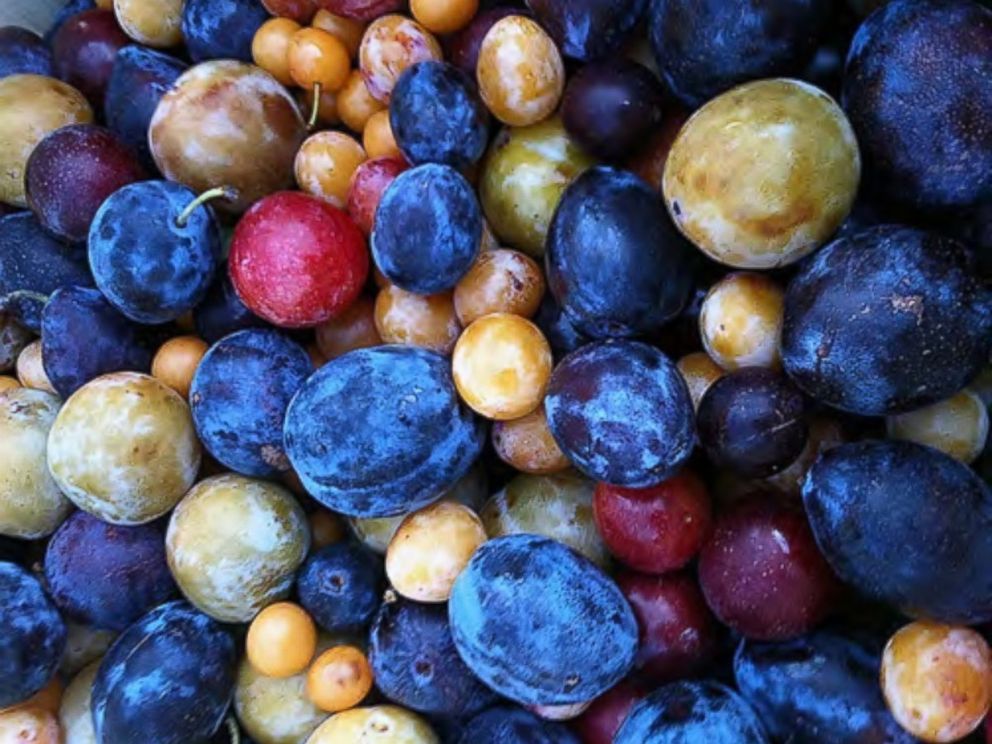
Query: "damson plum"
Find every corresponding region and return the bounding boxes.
[190,329,311,477]
[285,346,484,518]
[457,707,580,744]
[51,9,130,106]
[0,562,66,708]
[390,62,488,170]
[781,226,992,415]
[372,164,481,294]
[40,286,152,398]
[104,45,187,170]
[25,125,146,244]
[297,541,383,633]
[525,0,645,60]
[843,0,992,212]
[614,681,769,744]
[44,511,176,630]
[546,167,694,339]
[734,628,917,744]
[545,341,695,488]
[803,439,992,623]
[92,601,237,744]
[535,294,590,360]
[0,27,52,78]
[648,0,830,107]
[183,0,270,62]
[448,534,638,705]
[370,598,497,717]
[194,274,270,343]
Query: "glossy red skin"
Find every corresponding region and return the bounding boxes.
[312,0,403,21]
[261,0,317,22]
[593,471,712,574]
[698,495,841,641]
[346,157,408,235]
[51,9,130,107]
[616,570,721,684]
[229,192,369,328]
[571,678,648,744]
[445,7,521,78]
[26,125,146,244]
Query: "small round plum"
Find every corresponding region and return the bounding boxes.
[347,157,408,235]
[114,0,184,47]
[454,249,545,326]
[491,406,570,476]
[676,352,723,410]
[306,706,438,743]
[363,108,401,159]
[297,541,383,633]
[573,679,648,744]
[887,389,989,464]
[315,295,381,359]
[374,285,461,355]
[16,341,55,394]
[359,14,443,103]
[152,335,209,400]
[247,602,318,678]
[296,131,367,209]
[311,10,365,57]
[307,646,374,713]
[51,9,130,106]
[700,273,784,370]
[336,69,384,131]
[252,17,302,87]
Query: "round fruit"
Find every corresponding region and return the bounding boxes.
[347,157,408,235]
[312,10,365,57]
[247,602,318,678]
[490,406,570,475]
[458,707,578,744]
[887,389,989,464]
[0,27,52,78]
[295,131,367,209]
[573,680,648,744]
[454,249,545,326]
[182,0,270,63]
[700,273,784,370]
[316,295,382,359]
[445,7,517,78]
[51,9,130,106]
[361,109,398,156]
[114,0,184,47]
[317,0,403,22]
[59,662,99,744]
[0,707,59,743]
[16,341,55,394]
[297,541,383,633]
[252,17,302,86]
[305,705,438,743]
[307,646,374,713]
[289,27,350,91]
[526,0,644,61]
[359,14,443,103]
[676,352,723,410]
[410,0,478,34]
[337,68,384,131]
[152,335,209,400]
[374,285,461,355]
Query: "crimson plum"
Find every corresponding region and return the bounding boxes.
[347,157,408,236]
[571,679,648,744]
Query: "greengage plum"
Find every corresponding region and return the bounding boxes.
[0,27,52,78]
[347,157,408,236]
[51,9,129,106]
[458,707,579,744]
[297,541,383,633]
[182,0,270,62]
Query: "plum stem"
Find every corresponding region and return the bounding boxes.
[225,715,239,744]
[175,186,238,227]
[308,82,322,131]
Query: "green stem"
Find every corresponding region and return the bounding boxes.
[175,186,238,227]
[226,716,240,744]
[308,82,322,131]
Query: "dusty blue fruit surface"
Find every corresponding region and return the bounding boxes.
[534,293,590,361]
[194,273,270,343]
[0,27,53,78]
[181,0,269,63]
[525,0,646,61]
[457,706,581,744]
[449,534,638,705]
[297,541,383,633]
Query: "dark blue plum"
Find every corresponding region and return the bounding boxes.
[372,164,482,295]
[525,0,646,60]
[803,439,992,624]
[448,534,638,705]
[0,211,92,331]
[93,601,237,744]
[41,285,153,398]
[781,226,992,416]
[0,27,53,78]
[194,273,270,343]
[546,166,694,339]
[544,341,695,487]
[648,0,831,107]
[43,0,96,45]
[44,512,176,631]
[89,180,221,324]
[734,628,918,743]
[457,707,580,744]
[0,562,66,708]
[284,345,485,518]
[615,681,769,743]
[296,541,383,633]
[105,45,187,171]
[370,598,498,717]
[842,0,992,213]
[389,61,489,171]
[181,0,270,63]
[534,293,590,361]
[190,328,311,477]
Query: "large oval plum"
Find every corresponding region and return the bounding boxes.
[92,601,237,744]
[546,167,694,339]
[0,27,52,78]
[781,226,992,415]
[525,0,645,61]
[803,439,992,623]
[449,534,638,705]
[284,345,485,517]
[457,706,580,744]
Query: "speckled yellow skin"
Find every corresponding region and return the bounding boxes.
[663,79,860,269]
[47,372,200,525]
[16,341,56,394]
[294,131,367,209]
[882,621,992,743]
[454,248,546,326]
[887,390,990,465]
[305,705,439,744]
[452,313,552,420]
[0,75,93,207]
[699,273,785,370]
[491,405,569,475]
[149,61,306,214]
[114,0,184,47]
[166,474,310,623]
[385,501,486,603]
[59,661,98,744]
[359,15,442,104]
[0,389,69,539]
[374,286,461,355]
[676,352,724,411]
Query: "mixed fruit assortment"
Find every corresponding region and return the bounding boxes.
[0,0,991,741]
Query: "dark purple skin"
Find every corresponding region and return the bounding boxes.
[194,273,271,343]
[525,0,647,60]
[105,45,188,171]
[0,27,53,78]
[533,293,590,361]
[457,707,580,744]
[44,512,177,631]
[51,8,130,106]
[445,7,520,78]
[25,124,147,244]
[297,541,383,633]
[44,0,97,45]
[696,367,808,479]
[561,60,664,161]
[842,0,992,213]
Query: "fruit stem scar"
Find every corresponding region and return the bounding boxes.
[308,82,322,131]
[175,186,239,227]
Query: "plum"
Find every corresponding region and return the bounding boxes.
[842,0,992,213]
[189,329,311,477]
[445,7,519,78]
[284,346,485,518]
[44,511,176,630]
[182,0,270,62]
[534,294,590,360]
[347,158,408,236]
[316,0,404,22]
[614,681,769,744]
[51,9,130,106]
[457,707,580,744]
[0,562,66,709]
[544,341,695,488]
[448,534,638,705]
[735,627,918,743]
[92,601,237,744]
[571,680,648,744]
[0,315,31,373]
[307,705,437,743]
[525,0,645,60]
[297,541,383,633]
[370,598,498,717]
[781,226,992,415]
[194,274,270,343]
[546,167,694,339]
[0,27,52,78]
[59,660,99,744]
[44,0,96,42]
[803,439,992,623]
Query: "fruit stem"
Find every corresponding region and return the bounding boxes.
[175,186,238,227]
[226,716,239,744]
[308,82,322,131]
